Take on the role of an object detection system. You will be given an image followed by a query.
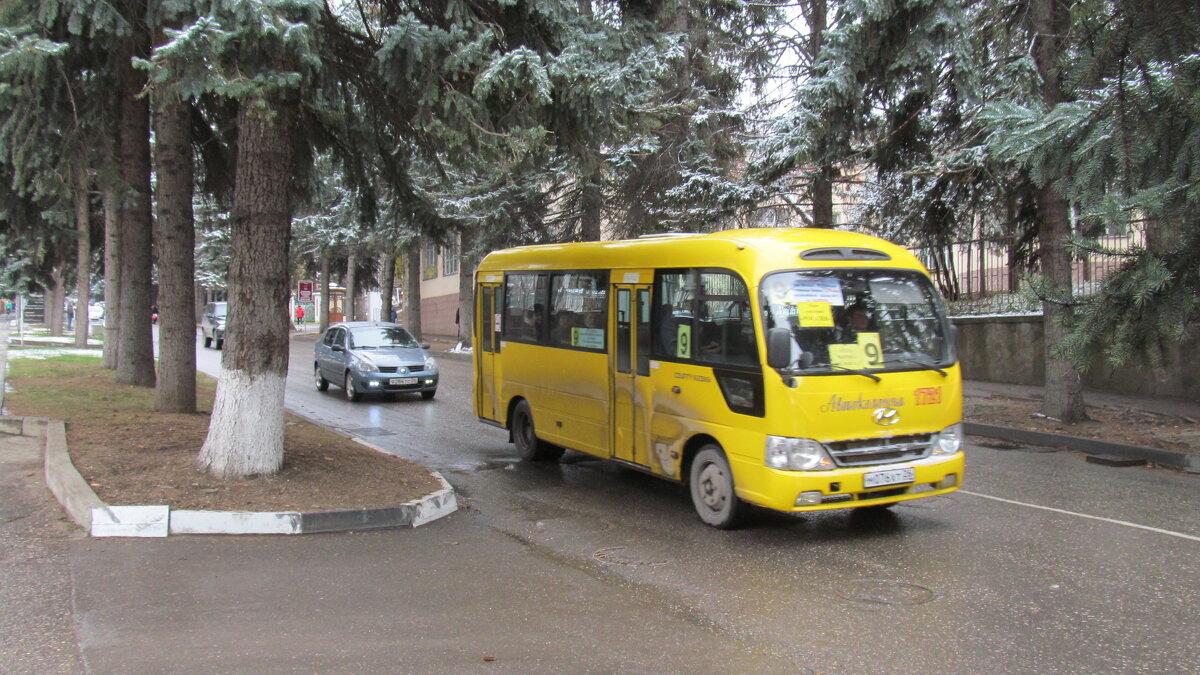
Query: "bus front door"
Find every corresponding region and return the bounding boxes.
[476,283,501,421]
[612,284,652,466]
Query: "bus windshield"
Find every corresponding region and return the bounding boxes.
[761,269,953,376]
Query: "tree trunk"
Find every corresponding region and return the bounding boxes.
[457,230,475,347]
[152,84,197,413]
[101,187,121,369]
[319,253,331,333]
[580,168,603,241]
[115,37,156,387]
[1031,0,1087,423]
[404,243,422,340]
[380,250,396,322]
[197,91,296,480]
[49,265,66,336]
[345,251,358,322]
[811,165,835,228]
[75,166,91,347]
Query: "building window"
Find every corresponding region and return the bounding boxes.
[423,243,438,280]
[442,242,459,276]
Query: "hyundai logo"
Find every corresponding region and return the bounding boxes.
[872,407,900,426]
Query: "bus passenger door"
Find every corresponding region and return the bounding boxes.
[612,283,651,465]
[476,283,501,421]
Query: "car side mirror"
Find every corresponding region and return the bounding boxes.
[421,342,430,350]
[331,344,344,353]
[767,327,792,369]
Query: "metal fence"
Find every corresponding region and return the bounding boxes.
[909,230,1143,300]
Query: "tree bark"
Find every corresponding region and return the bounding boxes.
[456,230,475,347]
[319,252,331,333]
[1031,0,1087,423]
[75,166,91,347]
[404,243,422,340]
[152,84,197,413]
[197,92,296,479]
[115,35,156,387]
[379,250,396,322]
[345,251,358,322]
[48,265,66,336]
[580,168,603,241]
[101,186,121,369]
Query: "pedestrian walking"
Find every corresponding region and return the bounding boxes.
[295,304,305,326]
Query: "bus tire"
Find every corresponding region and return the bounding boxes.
[689,445,742,529]
[512,400,563,462]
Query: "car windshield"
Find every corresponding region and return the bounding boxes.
[761,269,954,375]
[348,326,420,350]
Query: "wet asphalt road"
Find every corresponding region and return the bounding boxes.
[63,334,1200,672]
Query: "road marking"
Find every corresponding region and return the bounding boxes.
[959,490,1200,542]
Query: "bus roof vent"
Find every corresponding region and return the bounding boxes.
[801,247,891,261]
[637,232,700,239]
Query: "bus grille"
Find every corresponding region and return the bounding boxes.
[827,434,932,467]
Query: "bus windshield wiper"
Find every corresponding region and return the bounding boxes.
[812,362,881,382]
[892,357,948,377]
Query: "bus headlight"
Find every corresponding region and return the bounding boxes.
[933,423,963,455]
[765,436,835,471]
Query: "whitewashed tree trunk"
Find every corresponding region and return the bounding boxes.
[200,370,286,477]
[198,89,296,480]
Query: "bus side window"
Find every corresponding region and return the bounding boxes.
[503,273,546,344]
[548,272,607,351]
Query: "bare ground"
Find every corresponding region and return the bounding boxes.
[4,358,442,512]
[965,393,1200,454]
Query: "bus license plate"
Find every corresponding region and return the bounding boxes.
[863,467,915,488]
[389,377,418,385]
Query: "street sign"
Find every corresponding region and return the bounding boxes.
[298,280,313,304]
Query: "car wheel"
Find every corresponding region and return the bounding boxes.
[511,400,563,462]
[421,390,436,401]
[314,365,329,392]
[203,335,212,348]
[689,445,742,529]
[344,372,360,402]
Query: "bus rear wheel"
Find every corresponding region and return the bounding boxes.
[689,445,742,529]
[512,400,563,462]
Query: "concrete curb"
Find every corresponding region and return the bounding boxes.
[965,422,1200,474]
[12,414,457,537]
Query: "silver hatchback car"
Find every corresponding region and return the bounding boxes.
[314,322,439,401]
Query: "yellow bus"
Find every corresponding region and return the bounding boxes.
[473,228,963,528]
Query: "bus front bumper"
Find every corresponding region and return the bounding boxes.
[734,452,965,513]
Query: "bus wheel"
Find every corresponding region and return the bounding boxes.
[689,445,742,529]
[512,401,563,462]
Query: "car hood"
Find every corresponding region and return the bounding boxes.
[351,347,430,367]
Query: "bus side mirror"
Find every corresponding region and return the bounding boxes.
[767,327,792,370]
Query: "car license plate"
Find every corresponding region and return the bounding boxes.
[389,377,418,385]
[863,467,915,488]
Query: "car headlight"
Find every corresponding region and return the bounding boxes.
[765,436,835,471]
[932,423,963,455]
[352,355,379,372]
[424,356,437,370]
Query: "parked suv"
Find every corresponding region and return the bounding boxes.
[201,302,227,349]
